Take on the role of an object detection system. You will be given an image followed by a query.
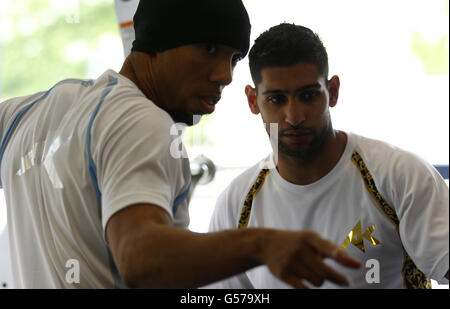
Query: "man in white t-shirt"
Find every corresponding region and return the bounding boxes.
[0,2,361,288]
[205,23,449,289]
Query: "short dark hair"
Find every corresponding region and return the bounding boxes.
[249,23,329,86]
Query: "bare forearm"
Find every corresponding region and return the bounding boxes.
[121,224,267,288]
[108,205,361,289]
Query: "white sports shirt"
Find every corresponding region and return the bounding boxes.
[0,70,191,288]
[207,132,449,289]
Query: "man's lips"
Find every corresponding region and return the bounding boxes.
[199,95,221,105]
[198,95,221,114]
[281,130,313,143]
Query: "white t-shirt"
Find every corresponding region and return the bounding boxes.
[0,70,191,288]
[206,132,449,289]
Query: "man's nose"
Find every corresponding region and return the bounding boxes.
[284,98,306,127]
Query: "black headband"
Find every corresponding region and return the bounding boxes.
[131,0,251,56]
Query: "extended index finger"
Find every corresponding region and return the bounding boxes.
[308,234,362,268]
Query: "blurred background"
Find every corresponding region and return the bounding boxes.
[0,0,448,289]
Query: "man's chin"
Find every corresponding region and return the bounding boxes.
[278,142,315,160]
[171,113,202,126]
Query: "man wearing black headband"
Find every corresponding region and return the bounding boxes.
[0,0,360,288]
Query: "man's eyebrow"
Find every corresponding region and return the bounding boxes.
[298,83,322,91]
[262,89,288,95]
[262,83,322,95]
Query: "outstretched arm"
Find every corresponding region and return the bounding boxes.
[106,204,361,289]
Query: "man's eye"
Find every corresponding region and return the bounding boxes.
[204,43,217,54]
[299,91,319,102]
[267,95,286,105]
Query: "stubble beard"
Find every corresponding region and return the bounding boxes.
[278,122,330,162]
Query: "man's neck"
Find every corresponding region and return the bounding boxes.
[276,130,347,185]
[119,52,162,106]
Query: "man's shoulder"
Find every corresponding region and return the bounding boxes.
[211,159,269,229]
[95,70,175,128]
[222,158,270,199]
[350,132,419,163]
[349,132,437,183]
[350,132,398,152]
[96,70,144,102]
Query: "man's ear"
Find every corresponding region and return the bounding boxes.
[328,75,340,108]
[245,84,260,115]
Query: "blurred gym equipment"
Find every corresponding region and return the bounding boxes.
[188,155,216,205]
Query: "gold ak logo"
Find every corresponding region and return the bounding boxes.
[340,220,381,252]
